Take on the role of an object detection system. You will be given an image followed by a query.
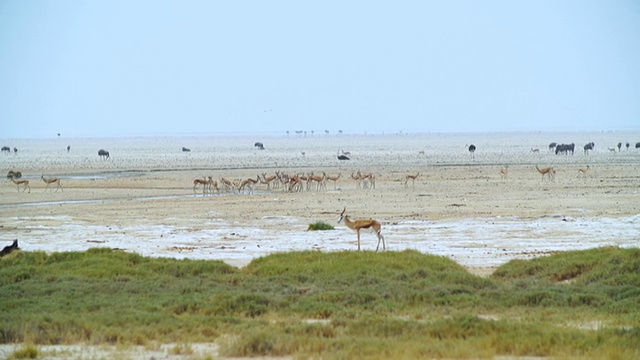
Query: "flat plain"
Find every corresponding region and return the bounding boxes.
[1,131,639,275]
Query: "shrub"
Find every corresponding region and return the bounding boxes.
[307,221,335,231]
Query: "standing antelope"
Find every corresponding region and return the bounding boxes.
[260,173,277,189]
[578,165,590,179]
[193,176,213,194]
[500,166,508,182]
[324,172,341,190]
[41,175,63,192]
[404,172,419,188]
[9,177,30,193]
[535,165,555,182]
[338,207,385,251]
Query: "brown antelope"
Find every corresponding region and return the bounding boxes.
[220,177,234,193]
[361,172,375,189]
[338,207,385,251]
[578,165,590,179]
[193,176,213,194]
[500,166,508,182]
[260,173,278,189]
[535,165,555,182]
[323,172,341,190]
[351,172,363,189]
[41,175,63,192]
[238,176,260,194]
[286,174,303,192]
[10,177,30,193]
[404,172,419,188]
[307,173,326,192]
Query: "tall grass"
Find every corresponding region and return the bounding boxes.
[1,247,638,359]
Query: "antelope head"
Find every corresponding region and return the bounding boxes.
[338,207,346,223]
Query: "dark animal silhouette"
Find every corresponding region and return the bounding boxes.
[182,147,191,152]
[617,142,622,152]
[548,142,557,152]
[1,146,10,153]
[337,154,350,160]
[0,240,19,257]
[637,142,640,149]
[254,142,265,150]
[468,144,476,158]
[7,170,22,179]
[67,145,71,152]
[626,143,630,151]
[555,143,575,155]
[583,142,595,154]
[98,149,110,159]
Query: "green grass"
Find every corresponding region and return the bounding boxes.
[307,221,335,230]
[1,247,639,359]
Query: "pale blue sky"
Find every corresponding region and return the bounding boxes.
[1,1,639,139]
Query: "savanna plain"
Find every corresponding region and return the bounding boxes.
[1,131,639,359]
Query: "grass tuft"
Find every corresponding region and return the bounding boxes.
[7,344,39,359]
[307,221,335,231]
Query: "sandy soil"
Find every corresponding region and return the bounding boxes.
[1,132,639,358]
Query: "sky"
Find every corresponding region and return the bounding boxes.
[1,1,639,139]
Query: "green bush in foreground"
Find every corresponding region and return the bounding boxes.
[307,221,335,231]
[0,247,638,359]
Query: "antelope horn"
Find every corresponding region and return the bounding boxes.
[340,207,346,216]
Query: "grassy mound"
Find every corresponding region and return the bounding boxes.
[1,247,638,359]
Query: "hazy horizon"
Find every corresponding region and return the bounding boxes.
[1,1,639,139]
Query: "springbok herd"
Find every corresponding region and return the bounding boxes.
[190,162,596,195]
[4,163,598,195]
[192,170,377,195]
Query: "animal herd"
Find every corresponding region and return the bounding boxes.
[4,139,638,196]
[5,171,64,193]
[190,170,368,195]
[547,142,640,155]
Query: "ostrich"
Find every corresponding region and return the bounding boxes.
[468,144,476,158]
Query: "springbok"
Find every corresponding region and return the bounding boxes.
[338,207,385,251]
[42,175,63,192]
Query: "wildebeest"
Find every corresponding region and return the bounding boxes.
[583,142,595,154]
[468,144,476,158]
[7,170,22,179]
[254,142,265,150]
[626,143,630,151]
[1,146,10,153]
[182,147,191,152]
[337,154,350,160]
[13,147,17,154]
[555,143,575,155]
[548,142,557,152]
[98,149,110,159]
[636,142,640,149]
[67,145,71,152]
[0,239,19,257]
